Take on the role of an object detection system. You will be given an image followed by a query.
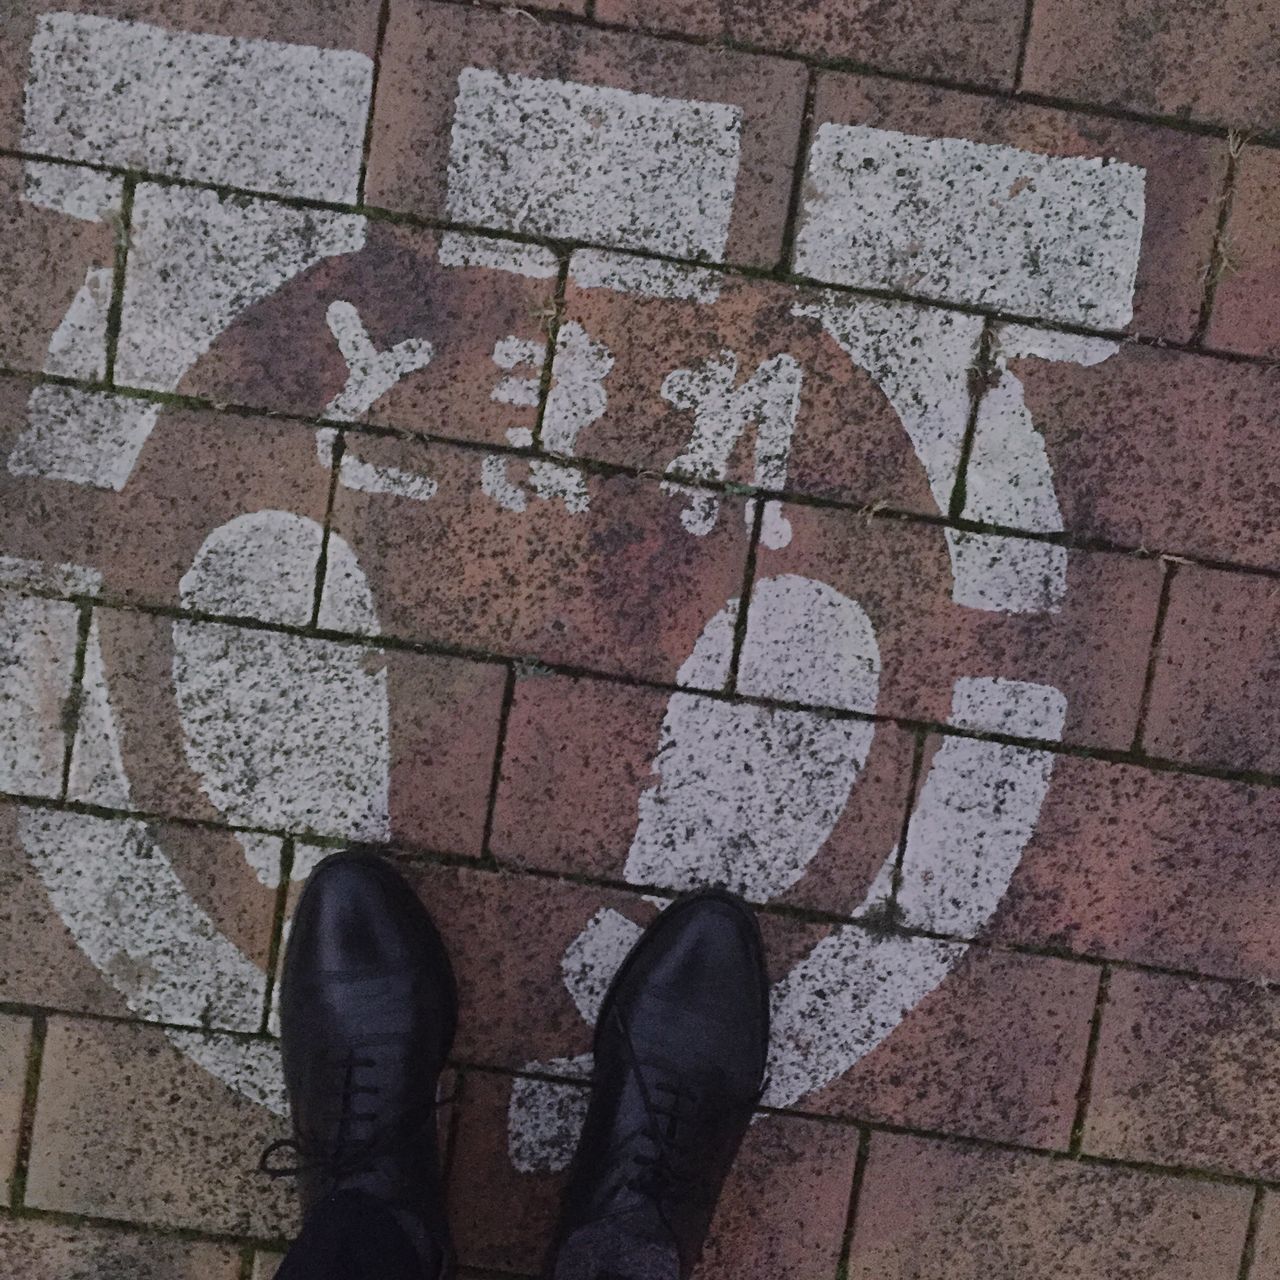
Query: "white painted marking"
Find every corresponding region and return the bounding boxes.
[23,13,372,201]
[236,832,285,888]
[795,123,1146,327]
[0,557,101,596]
[569,249,723,302]
[340,452,439,505]
[508,1070,590,1174]
[7,385,160,491]
[164,1031,287,1117]
[945,529,1067,615]
[676,597,738,691]
[561,909,644,1024]
[447,69,743,260]
[491,335,545,410]
[116,183,366,394]
[0,593,79,797]
[22,161,123,222]
[322,301,434,422]
[42,266,114,380]
[316,531,382,637]
[18,806,267,1030]
[437,231,559,279]
[543,322,614,457]
[67,618,130,809]
[753,498,794,550]
[949,676,1068,741]
[794,294,984,515]
[480,455,529,512]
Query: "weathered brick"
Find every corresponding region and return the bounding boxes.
[1084,969,1280,1179]
[848,1131,1252,1280]
[366,0,807,268]
[25,1016,294,1236]
[1022,0,1280,135]
[799,74,1225,341]
[1144,566,1280,774]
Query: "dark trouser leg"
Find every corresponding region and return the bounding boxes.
[276,1189,439,1280]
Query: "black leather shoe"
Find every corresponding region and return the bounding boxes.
[547,890,769,1280]
[266,851,457,1277]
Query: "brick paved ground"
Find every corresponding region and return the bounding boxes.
[0,1,1278,1277]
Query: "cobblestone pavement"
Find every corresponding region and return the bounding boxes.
[0,1,1278,1276]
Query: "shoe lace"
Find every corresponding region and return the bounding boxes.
[621,1074,719,1205]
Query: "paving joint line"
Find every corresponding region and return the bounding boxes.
[356,0,393,207]
[725,496,765,694]
[835,1126,872,1277]
[1193,130,1247,346]
[776,65,819,274]
[101,175,135,387]
[478,664,518,865]
[882,729,928,928]
[1130,560,1176,753]
[309,427,345,629]
[1012,0,1037,92]
[948,317,996,522]
[1238,1185,1267,1280]
[257,836,296,1036]
[530,256,571,452]
[236,1245,256,1280]
[1067,964,1110,1155]
[56,604,92,802]
[7,1012,46,1209]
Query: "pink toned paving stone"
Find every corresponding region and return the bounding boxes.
[749,505,1163,751]
[1205,146,1280,359]
[25,1016,295,1237]
[1021,0,1280,136]
[847,1131,1253,1280]
[982,756,1280,984]
[324,436,752,686]
[0,1217,242,1279]
[74,606,505,854]
[0,1014,32,1205]
[365,0,807,268]
[1144,566,1280,774]
[1083,969,1280,1180]
[798,73,1226,341]
[982,339,1280,569]
[596,0,1028,89]
[447,1069,860,1278]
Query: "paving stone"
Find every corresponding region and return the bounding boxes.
[2,2,382,201]
[1205,146,1280,359]
[0,1014,32,1205]
[975,335,1280,569]
[25,1016,294,1236]
[366,0,807,268]
[448,1069,859,1278]
[597,0,1027,88]
[252,1251,284,1279]
[799,73,1226,341]
[0,157,122,379]
[0,378,332,611]
[1249,1194,1280,1280]
[0,1216,242,1279]
[1022,0,1280,136]
[749,506,1163,751]
[551,255,976,514]
[122,203,557,447]
[325,435,751,685]
[984,757,1280,983]
[492,671,918,914]
[73,606,505,854]
[1144,566,1280,774]
[1084,969,1280,1179]
[848,1131,1253,1280]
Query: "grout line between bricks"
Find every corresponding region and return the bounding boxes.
[258,837,296,1036]
[101,176,135,387]
[478,664,518,865]
[777,66,818,273]
[948,317,996,521]
[1068,964,1110,1156]
[1193,132,1247,346]
[1131,560,1177,754]
[1238,1185,1267,1280]
[531,256,571,451]
[8,1013,47,1209]
[356,0,393,207]
[57,604,93,802]
[309,428,345,629]
[725,497,766,694]
[835,1126,872,1278]
[1012,0,1037,92]
[883,729,928,926]
[237,1245,256,1280]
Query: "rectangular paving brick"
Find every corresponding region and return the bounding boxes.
[848,1131,1252,1280]
[25,1016,294,1236]
[492,671,917,916]
[0,1216,241,1279]
[0,377,333,613]
[1249,1194,1280,1280]
[73,606,505,854]
[597,0,1027,88]
[0,1014,32,1205]
[978,755,1280,984]
[748,507,1164,751]
[1144,566,1280,774]
[798,73,1226,340]
[552,254,978,515]
[325,436,751,685]
[977,336,1280,569]
[366,0,807,268]
[1206,146,1280,359]
[1084,969,1280,1179]
[1022,0,1280,135]
[0,157,121,379]
[448,1068,859,1278]
[2,2,382,201]
[0,802,275,1031]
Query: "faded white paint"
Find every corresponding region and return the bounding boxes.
[949,676,1068,741]
[507,1071,591,1174]
[543,322,615,457]
[795,123,1146,328]
[340,452,439,505]
[67,618,130,809]
[164,1031,287,1117]
[0,593,79,797]
[116,184,366,394]
[316,532,382,637]
[0,557,101,596]
[447,69,743,260]
[570,249,723,302]
[437,232,559,279]
[529,461,590,513]
[42,266,114,380]
[945,529,1068,615]
[751,498,794,551]
[7,385,160,492]
[236,832,285,888]
[22,12,371,202]
[22,161,123,222]
[322,301,434,422]
[480,455,529,513]
[676,597,738,691]
[561,908,645,1024]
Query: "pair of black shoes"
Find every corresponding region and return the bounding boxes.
[270,853,770,1279]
